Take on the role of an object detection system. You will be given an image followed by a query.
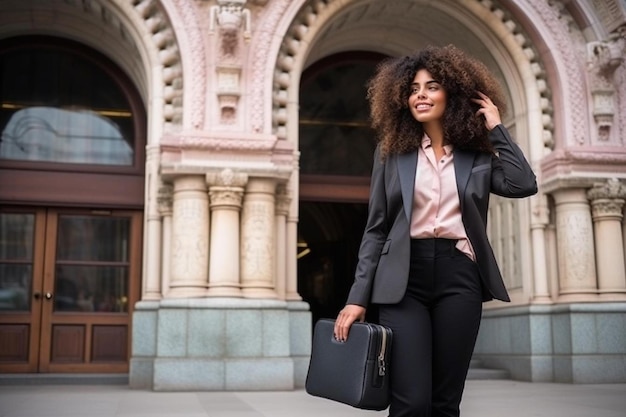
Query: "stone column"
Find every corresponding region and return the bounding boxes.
[206,170,247,297]
[286,174,301,301]
[587,179,626,297]
[240,178,277,298]
[274,184,291,300]
[552,188,598,300]
[530,194,551,303]
[158,185,173,297]
[168,176,210,297]
[142,145,162,300]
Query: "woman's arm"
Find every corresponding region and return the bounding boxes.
[489,125,538,198]
[334,145,389,341]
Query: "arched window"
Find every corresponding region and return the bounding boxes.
[0,36,146,208]
[0,36,143,169]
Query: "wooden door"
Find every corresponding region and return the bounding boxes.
[0,208,142,373]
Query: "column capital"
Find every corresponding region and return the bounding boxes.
[587,178,626,201]
[275,184,291,216]
[209,186,244,208]
[587,179,626,218]
[157,185,174,215]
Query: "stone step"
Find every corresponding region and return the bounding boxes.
[0,361,510,385]
[467,359,510,380]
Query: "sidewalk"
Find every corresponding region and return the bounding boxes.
[1,380,625,417]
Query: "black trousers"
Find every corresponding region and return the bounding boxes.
[379,238,483,417]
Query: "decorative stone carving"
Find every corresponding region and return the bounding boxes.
[587,31,625,142]
[553,189,598,298]
[206,168,248,187]
[210,0,251,55]
[157,185,174,215]
[275,184,291,216]
[209,0,255,124]
[172,0,206,129]
[587,178,626,218]
[216,65,242,124]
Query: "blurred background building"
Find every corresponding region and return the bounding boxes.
[0,0,625,389]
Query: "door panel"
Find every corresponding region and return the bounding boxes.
[0,209,44,372]
[0,207,141,373]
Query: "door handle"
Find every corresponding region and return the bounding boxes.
[44,292,53,300]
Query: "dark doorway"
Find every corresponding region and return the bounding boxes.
[297,202,368,324]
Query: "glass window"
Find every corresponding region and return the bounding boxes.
[0,40,136,166]
[299,53,386,176]
[54,215,130,313]
[0,213,34,311]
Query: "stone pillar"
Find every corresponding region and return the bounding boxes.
[158,185,173,297]
[286,173,301,301]
[207,170,247,297]
[240,178,277,298]
[587,179,626,297]
[552,188,597,300]
[168,176,210,297]
[142,145,162,300]
[530,194,551,303]
[275,184,291,300]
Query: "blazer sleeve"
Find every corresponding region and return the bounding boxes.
[345,146,389,307]
[489,124,538,198]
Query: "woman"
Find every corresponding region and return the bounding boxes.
[333,45,537,417]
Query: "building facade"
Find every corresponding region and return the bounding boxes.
[0,0,625,389]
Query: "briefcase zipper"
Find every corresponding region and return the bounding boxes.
[377,327,387,377]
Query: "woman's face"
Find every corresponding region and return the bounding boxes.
[408,69,446,125]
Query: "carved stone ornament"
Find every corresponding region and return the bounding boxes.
[216,65,242,124]
[587,178,626,218]
[206,168,248,187]
[157,185,174,214]
[275,184,291,216]
[209,0,251,56]
[587,178,626,201]
[587,30,625,141]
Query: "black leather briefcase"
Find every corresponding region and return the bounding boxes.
[305,318,392,411]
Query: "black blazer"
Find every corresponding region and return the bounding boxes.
[346,125,538,306]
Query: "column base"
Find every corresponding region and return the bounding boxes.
[598,291,626,301]
[241,287,278,299]
[474,303,626,383]
[166,286,208,298]
[129,297,311,391]
[206,285,242,298]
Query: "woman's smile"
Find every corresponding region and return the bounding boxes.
[408,69,447,124]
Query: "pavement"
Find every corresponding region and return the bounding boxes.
[1,380,625,417]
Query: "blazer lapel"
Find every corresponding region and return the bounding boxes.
[453,149,476,212]
[397,151,417,222]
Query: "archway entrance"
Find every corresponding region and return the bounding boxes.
[297,52,386,322]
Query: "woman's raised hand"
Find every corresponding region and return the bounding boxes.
[472,91,502,131]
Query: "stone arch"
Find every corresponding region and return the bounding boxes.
[500,0,590,149]
[0,0,186,136]
[272,0,557,168]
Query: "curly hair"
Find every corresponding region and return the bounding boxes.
[367,44,507,158]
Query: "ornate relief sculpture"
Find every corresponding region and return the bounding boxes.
[587,27,625,142]
[209,0,251,56]
[209,0,255,124]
